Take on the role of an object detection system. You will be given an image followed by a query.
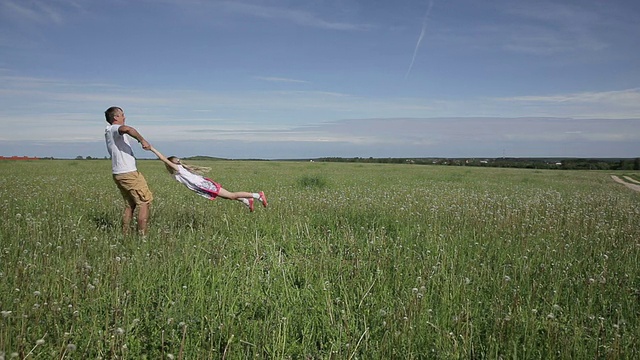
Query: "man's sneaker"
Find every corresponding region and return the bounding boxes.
[248,198,255,212]
[259,191,268,207]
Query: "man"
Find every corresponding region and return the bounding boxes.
[104,106,153,235]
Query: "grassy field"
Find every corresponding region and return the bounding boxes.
[1,159,639,359]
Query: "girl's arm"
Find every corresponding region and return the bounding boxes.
[149,146,180,172]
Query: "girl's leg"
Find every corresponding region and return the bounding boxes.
[217,188,266,211]
[217,188,254,200]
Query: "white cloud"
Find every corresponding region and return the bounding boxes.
[4,116,638,159]
[0,0,87,25]
[150,0,370,31]
[501,88,640,104]
[2,74,639,149]
[436,1,612,57]
[496,89,640,118]
[218,1,370,31]
[503,1,599,26]
[256,76,309,84]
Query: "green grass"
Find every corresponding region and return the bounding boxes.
[1,160,639,359]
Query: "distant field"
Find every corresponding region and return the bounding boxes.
[1,160,639,359]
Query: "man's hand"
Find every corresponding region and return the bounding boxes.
[140,139,151,150]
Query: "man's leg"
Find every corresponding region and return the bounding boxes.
[114,171,152,236]
[137,202,150,236]
[123,205,134,235]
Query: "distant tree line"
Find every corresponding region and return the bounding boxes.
[74,156,108,160]
[314,157,640,170]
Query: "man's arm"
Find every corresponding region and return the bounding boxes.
[119,125,151,150]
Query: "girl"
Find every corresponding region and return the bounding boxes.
[148,146,267,212]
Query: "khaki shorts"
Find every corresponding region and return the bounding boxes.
[113,171,153,207]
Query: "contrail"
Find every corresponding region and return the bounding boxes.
[405,0,434,79]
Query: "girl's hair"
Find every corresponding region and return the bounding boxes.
[167,156,211,175]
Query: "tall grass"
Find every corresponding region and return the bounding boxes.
[1,160,639,359]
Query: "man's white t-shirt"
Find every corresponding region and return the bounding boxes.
[105,124,137,174]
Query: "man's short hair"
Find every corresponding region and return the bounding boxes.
[104,106,122,124]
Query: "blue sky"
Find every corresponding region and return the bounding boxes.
[1,0,639,159]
